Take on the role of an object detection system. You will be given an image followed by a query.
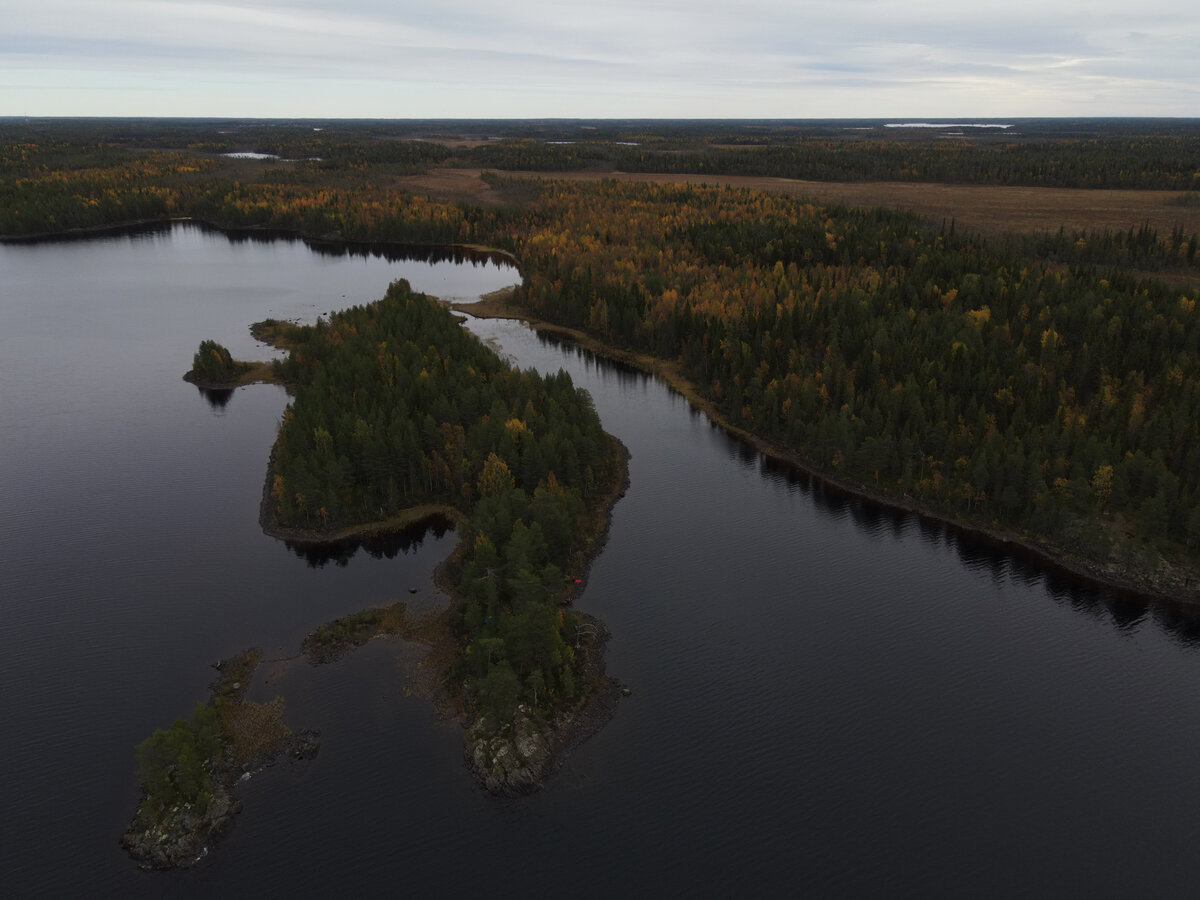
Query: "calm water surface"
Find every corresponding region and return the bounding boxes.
[4,225,1200,897]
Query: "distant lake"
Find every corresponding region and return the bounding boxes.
[5,224,1200,897]
[885,122,1013,129]
[221,152,282,160]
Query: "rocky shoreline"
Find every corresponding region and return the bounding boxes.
[467,615,624,794]
[121,651,319,870]
[121,727,321,870]
[279,432,631,797]
[293,435,632,796]
[459,438,634,795]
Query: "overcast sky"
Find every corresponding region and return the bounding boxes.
[4,0,1198,118]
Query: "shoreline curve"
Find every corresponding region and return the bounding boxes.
[453,296,1200,610]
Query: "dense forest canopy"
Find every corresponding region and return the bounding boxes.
[506,180,1200,568]
[264,281,619,733]
[3,120,1199,595]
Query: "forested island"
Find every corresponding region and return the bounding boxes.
[125,278,626,865]
[256,282,628,785]
[3,118,1200,864]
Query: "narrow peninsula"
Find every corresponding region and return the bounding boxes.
[127,276,630,868]
[251,280,628,791]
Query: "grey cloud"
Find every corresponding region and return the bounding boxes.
[4,0,1198,116]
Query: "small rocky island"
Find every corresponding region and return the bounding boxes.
[122,649,318,869]
[182,338,277,389]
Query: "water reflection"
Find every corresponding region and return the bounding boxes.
[730,441,758,468]
[532,315,1194,654]
[3,221,516,274]
[534,332,650,388]
[1102,594,1149,632]
[220,227,515,270]
[683,390,1185,646]
[1151,603,1200,647]
[0,220,173,246]
[284,515,455,568]
[303,238,514,270]
[197,386,234,410]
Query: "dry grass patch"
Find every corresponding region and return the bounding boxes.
[393,167,1200,245]
[219,697,292,769]
[520,170,1200,238]
[392,167,506,205]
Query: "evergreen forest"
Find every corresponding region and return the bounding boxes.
[4,119,1200,601]
[261,281,621,733]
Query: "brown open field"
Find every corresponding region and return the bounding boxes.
[396,167,1200,239]
[418,137,496,149]
[392,167,507,204]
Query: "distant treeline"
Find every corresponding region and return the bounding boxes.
[599,137,1200,190]
[5,119,1200,190]
[252,133,1200,191]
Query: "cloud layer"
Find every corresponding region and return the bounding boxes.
[4,0,1198,117]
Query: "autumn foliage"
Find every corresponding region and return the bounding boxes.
[5,126,1199,576]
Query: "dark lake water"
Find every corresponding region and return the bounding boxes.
[5,224,1200,897]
